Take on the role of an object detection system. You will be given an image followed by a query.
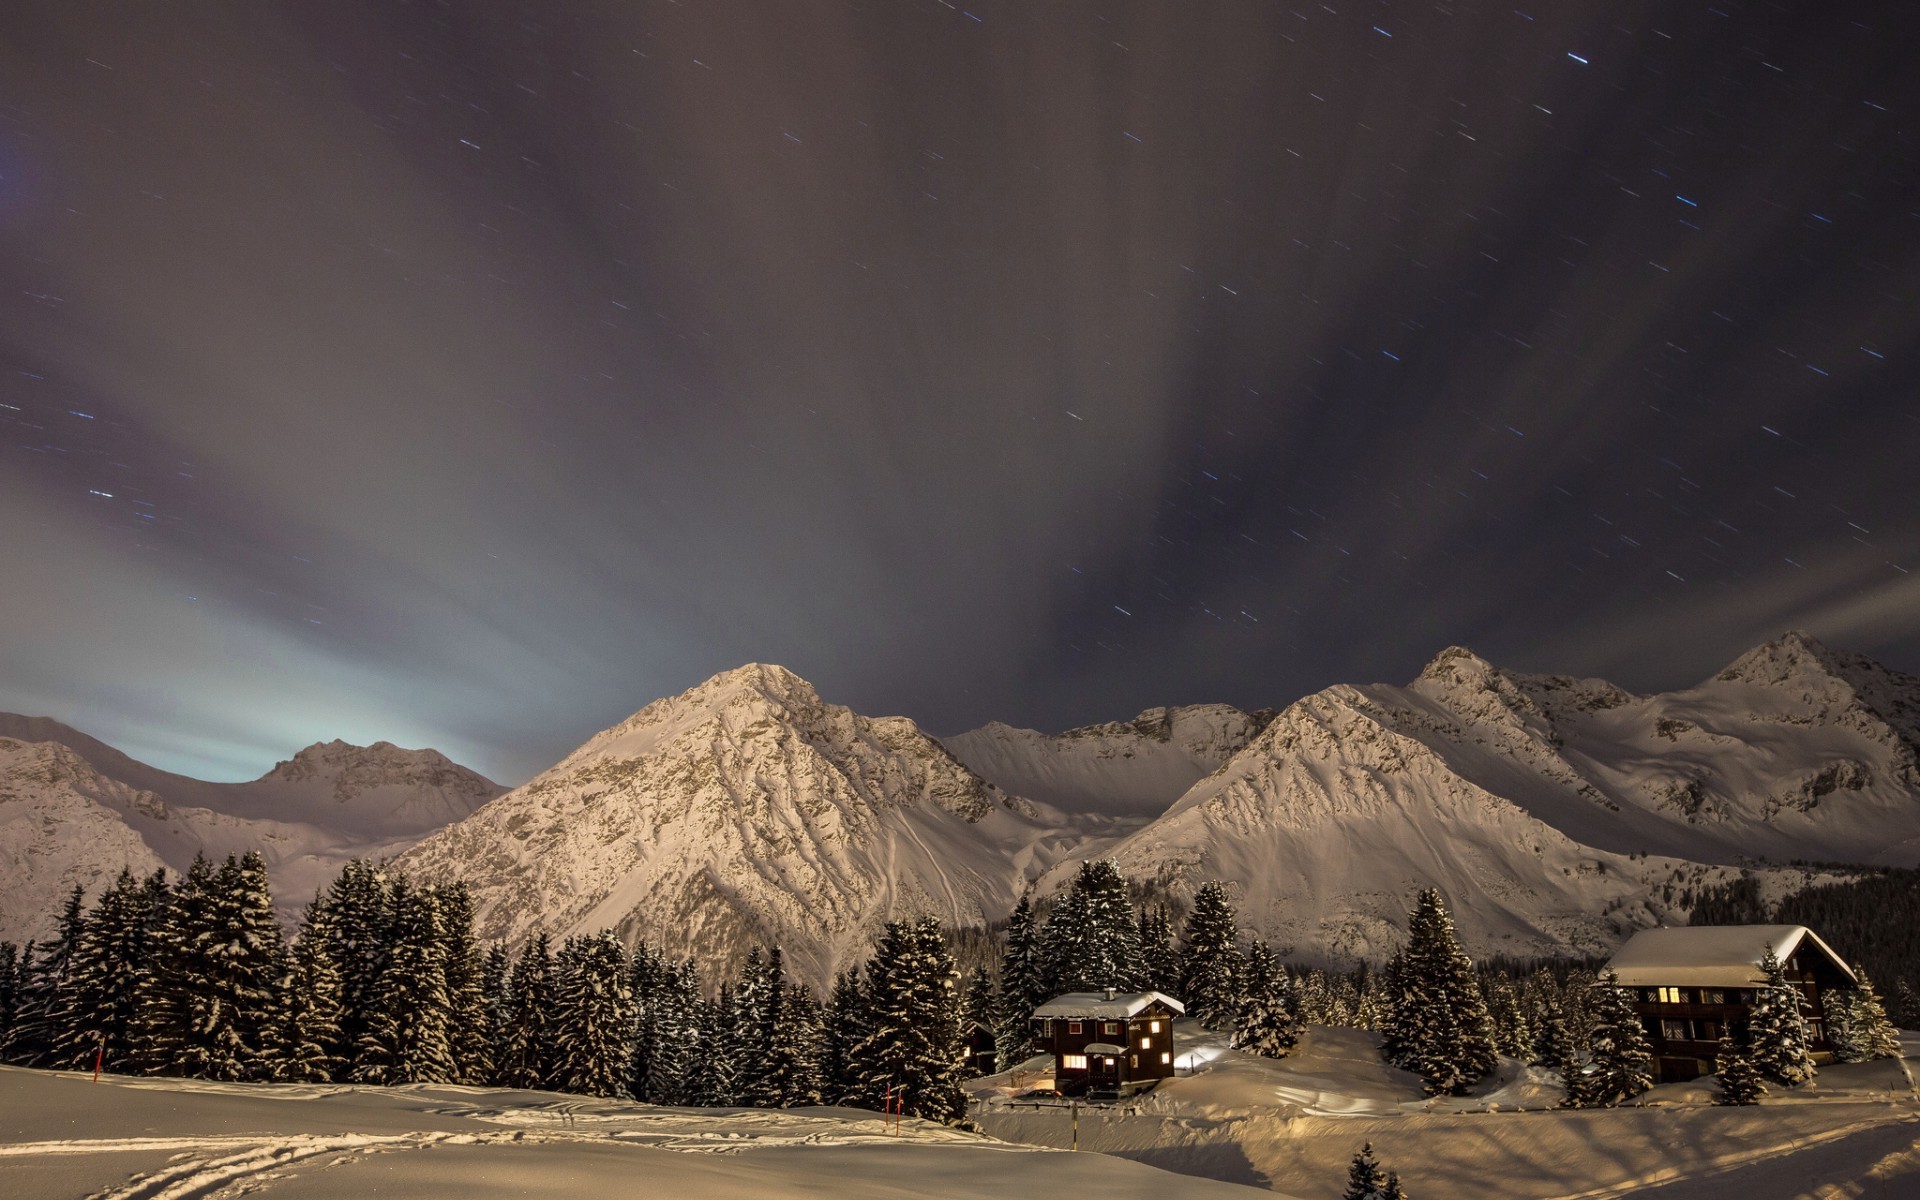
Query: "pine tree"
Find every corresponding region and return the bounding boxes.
[1714,1031,1766,1106]
[352,880,454,1084]
[993,898,1044,1071]
[267,902,346,1082]
[641,958,702,1104]
[132,854,282,1081]
[437,883,491,1085]
[8,886,87,1066]
[846,918,968,1124]
[1233,942,1301,1058]
[1343,1142,1384,1200]
[317,860,395,1068]
[821,968,867,1104]
[1748,948,1816,1087]
[1846,968,1902,1061]
[1578,970,1653,1107]
[1043,861,1144,994]
[553,932,633,1098]
[1136,906,1179,995]
[683,996,739,1107]
[1483,975,1533,1060]
[1531,995,1577,1069]
[1178,881,1244,1030]
[778,983,828,1106]
[48,868,161,1073]
[498,933,559,1090]
[1379,889,1496,1096]
[1825,986,1865,1065]
[479,943,513,1085]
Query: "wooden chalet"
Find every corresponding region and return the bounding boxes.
[1603,924,1858,1083]
[1031,989,1184,1095]
[964,1021,997,1077]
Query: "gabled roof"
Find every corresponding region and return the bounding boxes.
[1603,925,1857,988]
[1033,990,1186,1019]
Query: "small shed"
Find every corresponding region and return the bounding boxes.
[1031,989,1185,1094]
[1603,924,1858,1082]
[964,1021,997,1077]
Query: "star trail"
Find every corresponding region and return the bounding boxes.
[2,1,1917,783]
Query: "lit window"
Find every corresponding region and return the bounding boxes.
[1130,1054,1138,1068]
[1160,1052,1171,1064]
[1062,1054,1087,1071]
[1068,1020,1082,1034]
[1139,1036,1151,1049]
[1656,986,1685,1004]
[1150,1021,1162,1033]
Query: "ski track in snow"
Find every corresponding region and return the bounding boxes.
[19,1106,1040,1200]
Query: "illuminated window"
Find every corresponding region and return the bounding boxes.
[1140,1036,1151,1050]
[1068,1021,1082,1035]
[1062,1054,1087,1071]
[1656,986,1685,1004]
[1130,1054,1138,1068]
[1160,1052,1171,1065]
[1150,1021,1162,1033]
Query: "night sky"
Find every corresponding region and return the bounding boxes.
[4,1,1918,785]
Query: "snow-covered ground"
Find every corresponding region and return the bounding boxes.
[0,1063,1275,1200]
[971,1023,1920,1198]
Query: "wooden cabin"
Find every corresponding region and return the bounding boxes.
[964,1021,998,1077]
[1603,924,1857,1083]
[1031,989,1184,1095]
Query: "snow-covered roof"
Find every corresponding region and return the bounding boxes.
[1080,1042,1127,1055]
[1032,990,1186,1018]
[1603,925,1857,988]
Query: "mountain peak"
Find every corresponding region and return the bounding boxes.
[1716,630,1844,687]
[1415,644,1502,687]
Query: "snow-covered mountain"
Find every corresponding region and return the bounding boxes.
[1079,631,1920,961]
[0,717,502,943]
[941,704,1271,820]
[396,664,1094,986]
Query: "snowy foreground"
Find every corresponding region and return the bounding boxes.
[0,1062,1266,1200]
[5,1026,1919,1200]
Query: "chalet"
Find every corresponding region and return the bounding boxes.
[1031,989,1184,1095]
[964,1021,998,1077]
[1603,924,1858,1083]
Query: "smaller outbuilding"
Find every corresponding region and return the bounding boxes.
[1603,924,1857,1082]
[1031,989,1184,1095]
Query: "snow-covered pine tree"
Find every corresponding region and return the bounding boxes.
[47,867,161,1073]
[846,918,968,1125]
[1178,881,1244,1031]
[316,860,394,1068]
[1379,889,1496,1096]
[1137,906,1178,996]
[267,901,346,1082]
[1578,969,1653,1107]
[553,931,633,1098]
[1825,985,1864,1065]
[7,886,87,1067]
[993,898,1044,1071]
[352,880,455,1085]
[1530,995,1576,1069]
[497,932,559,1090]
[479,943,512,1085]
[1342,1141,1409,1200]
[821,968,866,1105]
[1233,941,1301,1058]
[1043,861,1144,995]
[1747,948,1816,1087]
[963,965,994,1033]
[1483,975,1533,1060]
[437,882,491,1085]
[682,994,739,1108]
[1846,967,1902,1061]
[642,958,703,1105]
[742,946,814,1107]
[733,947,780,1107]
[778,982,828,1106]
[1714,1031,1766,1106]
[134,854,282,1081]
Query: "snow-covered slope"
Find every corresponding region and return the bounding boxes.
[941,704,1269,820]
[0,719,502,943]
[396,665,1090,986]
[1083,631,1920,961]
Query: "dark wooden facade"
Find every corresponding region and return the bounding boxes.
[1607,926,1857,1084]
[1030,991,1183,1095]
[964,1022,997,1077]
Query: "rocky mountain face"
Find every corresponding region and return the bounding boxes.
[0,719,501,943]
[395,664,1090,986]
